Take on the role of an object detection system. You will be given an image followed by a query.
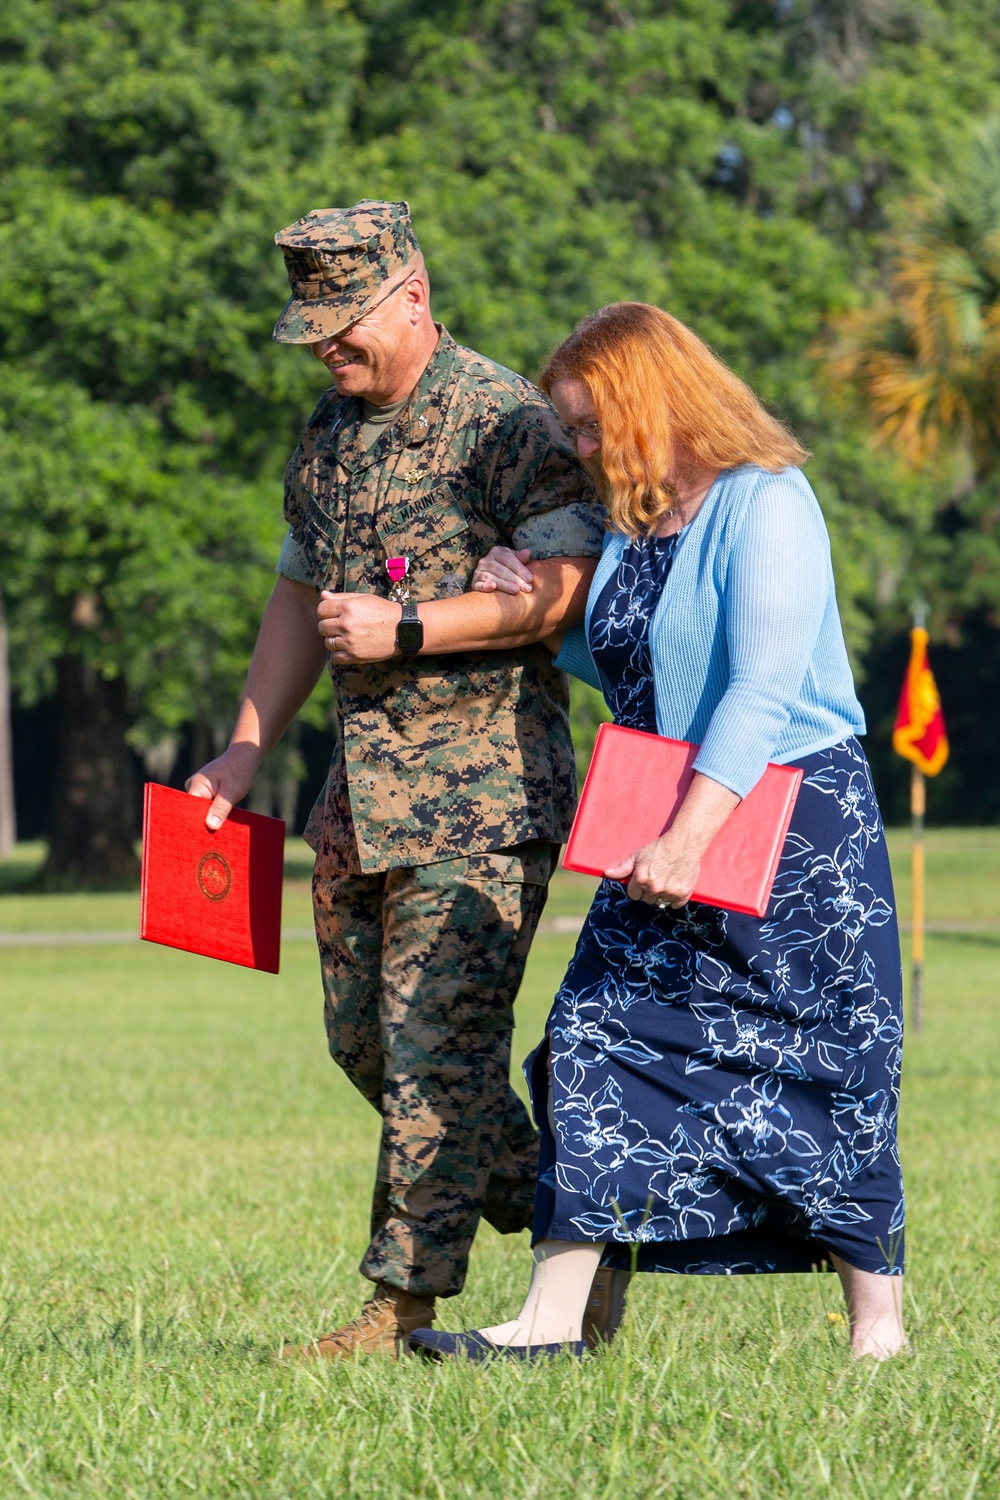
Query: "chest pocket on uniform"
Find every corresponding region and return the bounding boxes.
[376,482,475,563]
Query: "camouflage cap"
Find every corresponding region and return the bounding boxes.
[272,199,421,344]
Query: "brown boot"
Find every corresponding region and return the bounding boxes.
[582,1267,631,1349]
[280,1284,436,1362]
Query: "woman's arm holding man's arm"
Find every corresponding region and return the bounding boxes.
[472,544,605,688]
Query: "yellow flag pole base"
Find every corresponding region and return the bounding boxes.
[911,961,923,1035]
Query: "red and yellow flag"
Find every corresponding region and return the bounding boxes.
[892,626,949,776]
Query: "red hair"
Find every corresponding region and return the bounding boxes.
[539,303,808,536]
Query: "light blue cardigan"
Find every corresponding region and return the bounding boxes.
[555,465,865,799]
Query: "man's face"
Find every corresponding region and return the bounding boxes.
[309,274,423,402]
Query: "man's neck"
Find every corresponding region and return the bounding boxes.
[361,322,441,406]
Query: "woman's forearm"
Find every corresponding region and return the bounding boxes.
[669,772,742,857]
[417,557,595,652]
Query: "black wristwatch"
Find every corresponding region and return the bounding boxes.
[396,600,424,658]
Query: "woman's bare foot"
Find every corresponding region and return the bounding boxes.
[831,1254,908,1359]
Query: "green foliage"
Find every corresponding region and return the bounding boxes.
[0,0,362,748]
[568,678,612,778]
[4,0,1000,825]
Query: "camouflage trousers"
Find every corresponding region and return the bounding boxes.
[312,840,557,1300]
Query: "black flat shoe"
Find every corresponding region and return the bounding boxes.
[408,1328,588,1362]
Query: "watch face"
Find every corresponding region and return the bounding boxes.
[397,620,423,655]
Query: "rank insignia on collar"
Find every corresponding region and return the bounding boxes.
[401,467,422,485]
[417,414,429,429]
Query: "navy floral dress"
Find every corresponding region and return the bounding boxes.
[530,534,905,1276]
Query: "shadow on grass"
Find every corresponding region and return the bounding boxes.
[0,845,47,894]
[927,929,1000,950]
[0,840,144,895]
[1,839,315,894]
[7,1319,278,1369]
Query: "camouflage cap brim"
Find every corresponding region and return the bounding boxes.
[273,199,421,345]
[272,255,419,344]
[273,292,374,345]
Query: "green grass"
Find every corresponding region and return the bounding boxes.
[0,838,998,1496]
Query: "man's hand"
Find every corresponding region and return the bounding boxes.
[318,592,401,663]
[186,742,262,831]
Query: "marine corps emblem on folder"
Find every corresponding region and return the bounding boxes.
[197,851,232,902]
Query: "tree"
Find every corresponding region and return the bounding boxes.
[826,122,1000,615]
[0,370,286,883]
[7,0,1000,875]
[822,121,1000,820]
[0,589,14,857]
[828,122,1000,474]
[0,0,362,884]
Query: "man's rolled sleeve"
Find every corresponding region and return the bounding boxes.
[511,502,606,560]
[275,528,320,587]
[487,406,605,558]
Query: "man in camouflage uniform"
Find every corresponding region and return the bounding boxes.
[188,200,603,1357]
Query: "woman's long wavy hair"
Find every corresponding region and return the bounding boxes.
[539,303,809,536]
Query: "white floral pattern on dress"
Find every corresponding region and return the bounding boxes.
[531,741,905,1276]
[528,528,904,1277]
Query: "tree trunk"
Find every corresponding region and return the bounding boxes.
[42,655,141,889]
[0,590,15,858]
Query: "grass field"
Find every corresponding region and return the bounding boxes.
[1,832,998,1498]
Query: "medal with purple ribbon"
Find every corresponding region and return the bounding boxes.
[386,555,411,603]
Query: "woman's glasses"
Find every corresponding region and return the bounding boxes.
[562,419,602,444]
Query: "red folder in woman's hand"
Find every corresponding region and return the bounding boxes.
[140,783,285,972]
[562,724,802,918]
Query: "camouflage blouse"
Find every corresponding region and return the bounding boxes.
[279,327,605,873]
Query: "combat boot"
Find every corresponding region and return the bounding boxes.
[280,1284,436,1361]
[582,1267,631,1348]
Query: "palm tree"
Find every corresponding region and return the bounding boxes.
[828,121,1000,480]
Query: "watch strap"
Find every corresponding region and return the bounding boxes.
[397,599,424,657]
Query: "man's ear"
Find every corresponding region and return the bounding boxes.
[403,274,430,325]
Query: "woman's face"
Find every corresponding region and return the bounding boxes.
[550,378,602,464]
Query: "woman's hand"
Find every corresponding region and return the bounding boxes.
[605,831,703,908]
[604,772,742,909]
[472,546,535,595]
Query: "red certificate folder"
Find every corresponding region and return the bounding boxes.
[563,724,803,918]
[140,783,285,972]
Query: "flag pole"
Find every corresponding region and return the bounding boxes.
[910,760,925,1034]
[909,599,928,1035]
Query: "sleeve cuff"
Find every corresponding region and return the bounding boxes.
[511,503,605,560]
[554,623,604,691]
[690,750,757,800]
[275,530,319,587]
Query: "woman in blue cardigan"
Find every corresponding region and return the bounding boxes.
[410,303,906,1363]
